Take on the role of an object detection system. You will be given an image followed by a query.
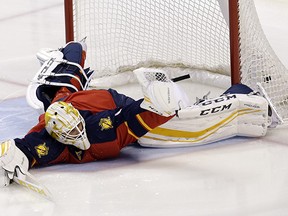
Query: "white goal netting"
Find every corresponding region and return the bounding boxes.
[69,0,288,122]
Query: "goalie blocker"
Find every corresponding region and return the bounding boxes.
[0,140,29,187]
[133,68,270,148]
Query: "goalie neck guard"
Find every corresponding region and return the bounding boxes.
[44,101,90,150]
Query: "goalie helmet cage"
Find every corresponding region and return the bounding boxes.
[64,0,288,123]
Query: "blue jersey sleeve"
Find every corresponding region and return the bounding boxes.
[14,128,66,168]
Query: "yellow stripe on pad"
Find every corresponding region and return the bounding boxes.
[145,108,260,140]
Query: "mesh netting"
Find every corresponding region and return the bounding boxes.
[70,0,288,122]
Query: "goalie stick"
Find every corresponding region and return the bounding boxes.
[12,168,53,200]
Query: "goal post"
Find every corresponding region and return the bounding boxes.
[64,0,74,43]
[228,0,241,85]
[64,0,288,123]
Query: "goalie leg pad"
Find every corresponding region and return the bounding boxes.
[27,41,94,111]
[61,42,86,68]
[222,83,254,95]
[138,93,269,147]
[0,140,29,186]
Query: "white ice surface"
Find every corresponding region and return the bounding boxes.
[1,1,288,215]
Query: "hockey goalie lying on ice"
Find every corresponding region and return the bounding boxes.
[0,41,275,195]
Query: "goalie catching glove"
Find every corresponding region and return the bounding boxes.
[133,68,191,116]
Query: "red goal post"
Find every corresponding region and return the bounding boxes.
[64,0,74,44]
[228,0,241,85]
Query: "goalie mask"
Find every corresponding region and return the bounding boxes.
[45,101,90,150]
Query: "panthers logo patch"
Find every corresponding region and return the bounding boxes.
[99,116,113,131]
[35,143,49,158]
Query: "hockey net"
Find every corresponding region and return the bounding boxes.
[65,0,288,123]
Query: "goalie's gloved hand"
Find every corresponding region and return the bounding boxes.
[0,168,11,187]
[134,68,191,116]
[0,140,29,187]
